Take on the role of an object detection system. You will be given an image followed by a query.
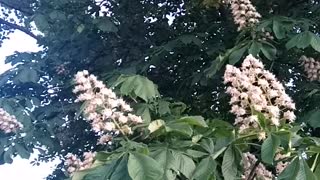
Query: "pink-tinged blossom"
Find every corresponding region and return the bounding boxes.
[241,152,273,180]
[275,153,289,175]
[300,55,320,81]
[0,108,23,133]
[229,0,261,31]
[73,70,143,145]
[65,152,96,175]
[224,55,296,135]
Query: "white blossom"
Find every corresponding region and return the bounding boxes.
[224,55,296,133]
[300,55,320,81]
[0,108,23,133]
[229,0,261,31]
[73,70,143,144]
[65,152,96,175]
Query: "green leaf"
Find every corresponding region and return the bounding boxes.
[176,116,208,127]
[179,35,202,46]
[150,148,178,180]
[297,31,312,49]
[116,75,160,102]
[314,154,320,178]
[286,34,301,50]
[165,122,193,137]
[81,159,120,180]
[49,10,66,20]
[128,152,163,180]
[275,131,291,151]
[14,143,31,159]
[33,14,50,31]
[228,45,248,65]
[158,100,171,115]
[14,68,39,83]
[185,149,208,158]
[192,156,216,180]
[296,158,317,180]
[3,148,13,164]
[170,102,187,116]
[148,120,166,133]
[110,155,131,180]
[248,41,262,56]
[310,33,320,52]
[279,156,317,180]
[261,41,277,60]
[278,157,300,180]
[172,151,196,179]
[304,110,320,128]
[273,20,286,39]
[94,17,118,32]
[204,55,228,77]
[261,133,280,165]
[135,103,151,123]
[200,138,215,154]
[222,145,239,180]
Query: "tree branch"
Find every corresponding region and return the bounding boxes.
[0,0,33,16]
[0,18,39,41]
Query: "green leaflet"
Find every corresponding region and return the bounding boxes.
[128,152,163,180]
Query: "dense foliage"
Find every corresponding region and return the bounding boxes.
[1,0,320,179]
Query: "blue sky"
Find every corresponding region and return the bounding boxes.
[0,31,60,179]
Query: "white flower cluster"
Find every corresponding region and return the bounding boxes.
[0,108,23,133]
[263,31,274,40]
[260,29,275,41]
[300,55,320,81]
[241,152,273,180]
[229,0,261,31]
[224,55,296,134]
[73,70,143,144]
[65,152,96,175]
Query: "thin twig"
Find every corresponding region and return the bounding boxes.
[248,160,260,180]
[0,18,39,41]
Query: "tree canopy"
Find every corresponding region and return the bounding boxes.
[1,0,320,179]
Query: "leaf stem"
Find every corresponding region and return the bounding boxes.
[311,153,319,172]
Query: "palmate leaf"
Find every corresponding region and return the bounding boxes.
[150,147,178,180]
[261,41,277,60]
[148,119,166,133]
[310,33,320,52]
[158,100,171,116]
[176,116,208,128]
[150,147,198,180]
[76,160,119,180]
[72,154,130,180]
[261,133,280,165]
[192,156,216,180]
[13,68,39,84]
[93,17,118,33]
[248,41,262,56]
[128,152,163,180]
[135,103,152,123]
[228,44,249,65]
[171,150,196,179]
[114,75,160,103]
[278,157,317,180]
[273,19,286,39]
[165,122,193,137]
[222,145,240,180]
[14,143,31,159]
[302,109,320,128]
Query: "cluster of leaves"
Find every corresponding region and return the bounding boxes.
[1,0,320,179]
